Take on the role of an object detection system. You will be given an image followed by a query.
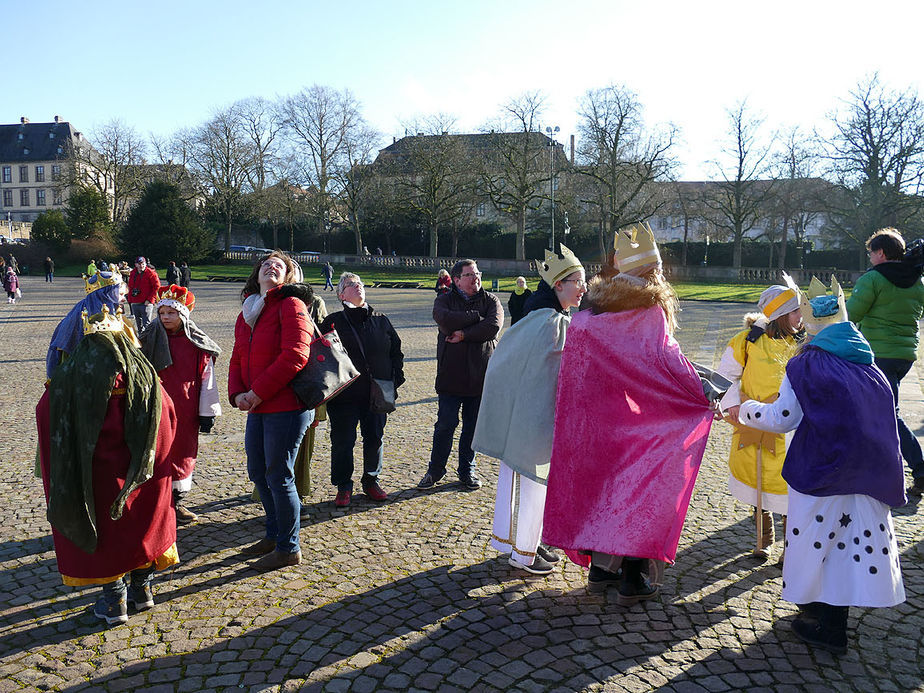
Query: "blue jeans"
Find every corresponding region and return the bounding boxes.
[428,394,480,480]
[875,357,924,482]
[45,272,53,283]
[245,409,313,553]
[327,402,386,491]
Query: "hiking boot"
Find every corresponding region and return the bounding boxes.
[362,482,388,502]
[175,504,198,525]
[509,555,554,575]
[241,537,276,555]
[127,583,154,612]
[752,509,774,558]
[537,545,560,564]
[587,565,621,594]
[417,472,443,489]
[251,550,302,572]
[460,475,482,491]
[617,559,660,606]
[334,489,352,507]
[93,582,128,626]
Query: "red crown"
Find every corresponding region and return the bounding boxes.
[156,284,195,311]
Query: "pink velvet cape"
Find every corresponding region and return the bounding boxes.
[542,305,713,565]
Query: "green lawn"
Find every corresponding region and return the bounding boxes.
[45,263,820,304]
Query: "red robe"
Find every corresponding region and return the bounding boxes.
[159,332,209,482]
[36,376,178,582]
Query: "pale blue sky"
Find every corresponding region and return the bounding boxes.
[5,0,922,179]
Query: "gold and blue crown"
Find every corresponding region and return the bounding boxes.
[83,271,122,295]
[799,275,848,335]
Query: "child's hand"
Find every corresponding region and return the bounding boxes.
[725,405,741,424]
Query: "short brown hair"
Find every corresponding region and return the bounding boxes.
[867,228,905,260]
[450,259,476,279]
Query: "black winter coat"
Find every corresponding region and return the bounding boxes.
[432,288,503,397]
[321,305,405,407]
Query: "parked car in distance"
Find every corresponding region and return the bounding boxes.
[229,245,256,252]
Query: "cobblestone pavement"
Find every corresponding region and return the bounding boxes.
[1,277,924,692]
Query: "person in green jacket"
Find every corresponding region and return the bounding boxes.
[846,228,924,496]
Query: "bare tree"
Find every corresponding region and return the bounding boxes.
[66,118,149,223]
[767,127,821,269]
[280,85,362,240]
[384,116,475,257]
[336,121,381,254]
[576,84,678,259]
[480,92,551,261]
[822,74,924,261]
[183,105,258,251]
[706,101,775,268]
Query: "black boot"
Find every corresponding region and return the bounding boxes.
[792,603,848,655]
[616,558,659,606]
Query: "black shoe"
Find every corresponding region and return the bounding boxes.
[617,559,659,606]
[587,565,621,593]
[907,479,924,497]
[791,617,848,655]
[460,475,482,490]
[537,545,560,564]
[417,472,443,489]
[509,556,554,575]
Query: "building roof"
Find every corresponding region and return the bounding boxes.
[0,119,80,163]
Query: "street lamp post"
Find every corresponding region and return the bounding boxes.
[546,126,559,249]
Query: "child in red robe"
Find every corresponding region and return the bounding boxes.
[140,285,221,524]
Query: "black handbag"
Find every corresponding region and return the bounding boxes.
[344,317,397,414]
[289,327,360,409]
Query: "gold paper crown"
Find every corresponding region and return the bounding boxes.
[83,271,122,295]
[536,243,583,285]
[615,222,661,273]
[81,305,127,336]
[799,275,848,335]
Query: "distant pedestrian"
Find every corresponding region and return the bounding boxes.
[179,262,191,288]
[8,254,19,274]
[322,262,335,291]
[376,247,382,256]
[44,257,55,283]
[166,261,181,285]
[434,269,452,295]
[86,259,98,277]
[4,266,19,303]
[507,276,532,325]
[127,256,161,332]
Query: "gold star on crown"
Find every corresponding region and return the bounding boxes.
[536,244,583,285]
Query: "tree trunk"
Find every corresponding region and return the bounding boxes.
[778,218,789,270]
[598,217,606,264]
[429,222,439,257]
[733,233,743,269]
[515,206,526,261]
[451,220,460,257]
[352,213,363,255]
[681,217,689,266]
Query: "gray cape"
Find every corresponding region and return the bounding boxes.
[472,307,569,483]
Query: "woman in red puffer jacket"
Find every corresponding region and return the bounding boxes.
[229,251,312,571]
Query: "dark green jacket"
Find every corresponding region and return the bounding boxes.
[846,262,924,361]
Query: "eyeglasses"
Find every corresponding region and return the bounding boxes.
[343,282,364,289]
[561,279,587,288]
[460,271,482,278]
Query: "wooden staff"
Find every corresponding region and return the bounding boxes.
[755,445,764,556]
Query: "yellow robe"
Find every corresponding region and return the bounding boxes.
[718,328,798,513]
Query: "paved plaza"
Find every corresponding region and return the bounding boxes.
[1,276,924,692]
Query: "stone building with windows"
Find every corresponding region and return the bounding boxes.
[0,116,108,224]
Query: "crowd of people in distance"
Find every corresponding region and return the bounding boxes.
[33,226,924,656]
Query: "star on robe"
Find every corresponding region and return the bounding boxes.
[839,513,852,527]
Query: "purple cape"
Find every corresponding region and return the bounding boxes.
[784,346,904,507]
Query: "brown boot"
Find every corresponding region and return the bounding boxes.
[752,510,774,558]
